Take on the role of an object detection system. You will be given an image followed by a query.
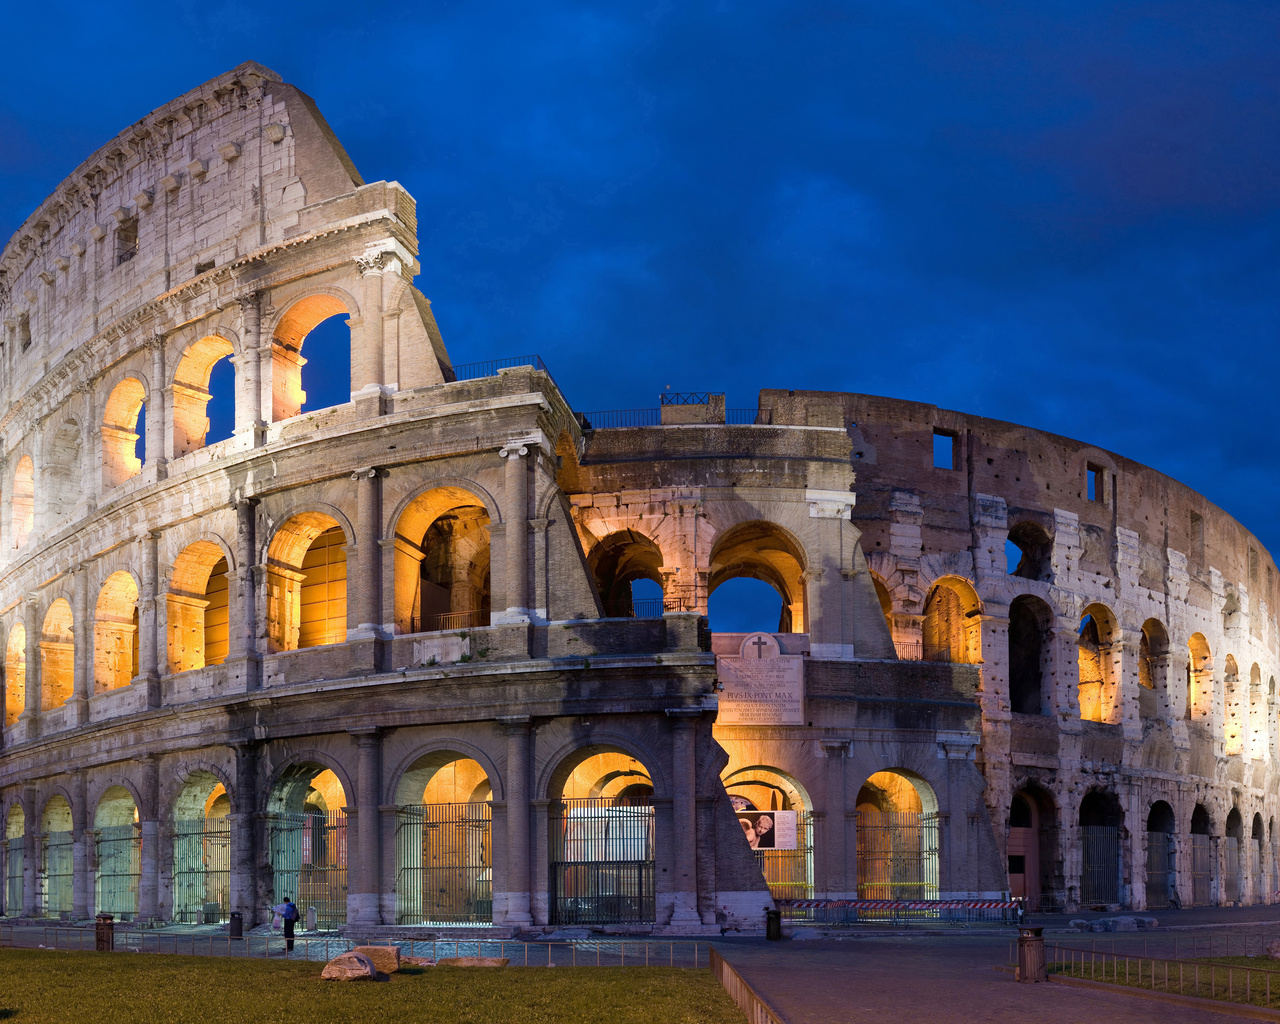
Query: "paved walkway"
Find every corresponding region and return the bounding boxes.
[718,935,1271,1023]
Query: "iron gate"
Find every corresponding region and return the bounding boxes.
[1145,831,1173,908]
[756,811,815,902]
[1254,838,1265,903]
[856,811,940,900]
[172,817,231,923]
[42,831,74,917]
[95,825,141,919]
[1079,825,1119,905]
[1191,834,1213,905]
[394,802,492,924]
[1225,837,1241,903]
[550,797,655,925]
[267,811,347,928]
[6,838,22,916]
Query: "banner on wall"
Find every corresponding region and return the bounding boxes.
[735,809,797,850]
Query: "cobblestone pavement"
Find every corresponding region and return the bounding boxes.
[718,935,1271,1024]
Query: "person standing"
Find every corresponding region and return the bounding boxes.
[272,897,300,952]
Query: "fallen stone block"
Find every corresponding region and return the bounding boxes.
[321,951,378,981]
[354,945,401,974]
[402,956,436,967]
[1267,939,1280,960]
[436,956,509,967]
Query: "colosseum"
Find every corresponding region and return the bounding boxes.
[0,61,1271,937]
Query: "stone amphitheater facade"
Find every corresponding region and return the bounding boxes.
[0,63,1270,935]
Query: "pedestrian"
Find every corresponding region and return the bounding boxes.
[272,896,300,952]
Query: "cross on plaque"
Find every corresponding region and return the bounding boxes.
[750,635,770,659]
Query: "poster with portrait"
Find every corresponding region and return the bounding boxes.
[735,809,797,851]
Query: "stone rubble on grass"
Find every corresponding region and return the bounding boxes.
[321,951,380,981]
[353,946,401,974]
[1068,916,1158,933]
[1265,939,1280,960]
[436,956,510,967]
[401,956,436,967]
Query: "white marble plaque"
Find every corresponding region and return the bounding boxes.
[715,632,804,725]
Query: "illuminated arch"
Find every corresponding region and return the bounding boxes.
[855,769,939,900]
[587,530,664,618]
[265,512,349,651]
[167,540,231,672]
[708,520,807,633]
[269,293,352,422]
[171,335,235,456]
[1077,602,1119,723]
[39,599,73,711]
[94,571,139,692]
[922,576,982,664]
[5,623,25,726]
[101,377,146,489]
[11,455,33,549]
[392,486,492,634]
[1187,632,1212,721]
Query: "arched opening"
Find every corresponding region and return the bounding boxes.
[171,336,235,456]
[270,295,351,422]
[722,766,813,902]
[267,764,347,928]
[1187,633,1212,721]
[1007,787,1060,909]
[5,624,26,726]
[393,488,491,634]
[921,577,982,664]
[393,754,493,925]
[1138,619,1169,719]
[548,748,656,925]
[94,786,140,920]
[1224,655,1243,756]
[168,542,230,672]
[1145,801,1175,909]
[101,378,146,489]
[1077,604,1119,723]
[94,572,138,693]
[11,455,34,548]
[39,599,73,712]
[172,772,231,924]
[869,572,895,641]
[1006,521,1052,581]
[1253,812,1267,906]
[40,796,74,918]
[45,420,81,531]
[266,514,347,651]
[856,770,939,900]
[1078,790,1122,907]
[1225,807,1244,904]
[708,522,806,634]
[1008,595,1051,715]
[5,806,24,916]
[588,530,664,618]
[1190,805,1214,906]
[1250,664,1265,759]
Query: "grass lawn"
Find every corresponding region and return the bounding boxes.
[1050,953,1280,1012]
[0,948,743,1024]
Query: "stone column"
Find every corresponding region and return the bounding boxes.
[497,442,530,621]
[499,716,532,927]
[227,499,260,692]
[137,756,160,921]
[820,739,851,898]
[138,530,161,707]
[21,786,37,916]
[351,468,382,641]
[22,596,40,728]
[71,772,89,920]
[146,336,167,480]
[667,709,701,928]
[349,729,382,925]
[236,293,264,443]
[71,564,91,725]
[230,743,259,925]
[79,382,98,513]
[355,253,387,394]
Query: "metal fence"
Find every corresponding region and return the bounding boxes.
[1225,836,1241,903]
[423,609,490,632]
[1192,833,1213,905]
[550,797,655,925]
[6,838,22,916]
[267,811,347,928]
[757,812,813,904]
[629,598,664,619]
[1079,825,1119,905]
[42,831,74,917]
[1255,837,1266,903]
[394,802,492,925]
[576,409,662,430]
[95,825,141,919]
[856,811,939,900]
[450,355,548,382]
[1145,831,1172,909]
[172,817,230,924]
[892,641,952,663]
[780,898,1020,926]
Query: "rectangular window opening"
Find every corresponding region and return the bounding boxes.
[1250,547,1259,584]
[116,220,138,267]
[933,430,955,470]
[1190,511,1204,564]
[1086,463,1104,503]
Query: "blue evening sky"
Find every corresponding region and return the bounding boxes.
[1,2,1278,618]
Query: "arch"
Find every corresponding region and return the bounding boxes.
[1007,520,1052,581]
[1225,655,1243,756]
[1253,811,1269,907]
[393,486,492,634]
[41,794,74,917]
[44,419,82,531]
[101,377,146,489]
[723,764,813,901]
[171,770,232,923]
[1078,789,1123,907]
[1008,594,1051,715]
[1008,785,1059,908]
[5,622,26,726]
[856,769,940,900]
[171,335,235,456]
[869,572,894,637]
[11,455,34,549]
[39,599,73,711]
[588,530,664,618]
[1189,803,1216,906]
[708,520,807,634]
[266,512,349,651]
[265,759,348,927]
[5,805,23,917]
[1225,806,1245,903]
[1077,603,1119,723]
[269,293,352,422]
[94,571,139,692]
[94,785,140,919]
[168,540,232,672]
[1138,618,1169,719]
[921,575,982,664]
[1187,633,1212,721]
[1146,799,1176,909]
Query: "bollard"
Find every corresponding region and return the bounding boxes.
[229,911,243,939]
[765,909,782,941]
[306,907,317,932]
[95,913,115,952]
[1017,927,1046,982]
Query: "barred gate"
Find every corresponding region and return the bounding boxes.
[6,838,22,915]
[756,812,814,902]
[1254,838,1265,903]
[172,817,231,923]
[42,831,74,917]
[1145,831,1173,909]
[95,825,141,919]
[1191,834,1213,905]
[1079,825,1119,905]
[856,811,940,900]
[394,802,492,925]
[267,811,347,928]
[1225,837,1241,902]
[550,797,655,925]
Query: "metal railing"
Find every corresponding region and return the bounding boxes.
[892,641,952,663]
[630,599,664,619]
[449,355,548,382]
[709,947,786,1024]
[660,392,721,405]
[779,897,1019,926]
[394,803,492,925]
[576,409,662,430]
[725,408,770,425]
[423,609,490,632]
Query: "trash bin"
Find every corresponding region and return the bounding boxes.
[1017,927,1046,982]
[95,913,115,952]
[765,908,782,941]
[229,911,243,939]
